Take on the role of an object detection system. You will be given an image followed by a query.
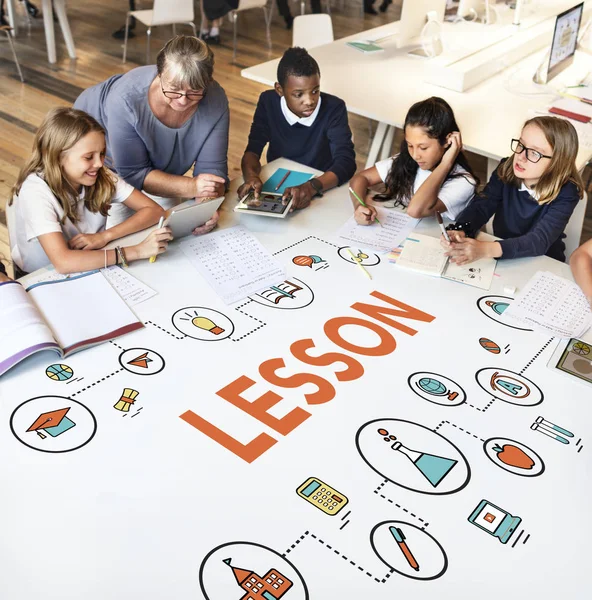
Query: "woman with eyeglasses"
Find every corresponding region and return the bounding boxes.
[74,35,228,231]
[443,116,584,264]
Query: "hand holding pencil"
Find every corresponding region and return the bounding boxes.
[350,187,382,227]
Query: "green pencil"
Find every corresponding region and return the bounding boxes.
[349,186,382,226]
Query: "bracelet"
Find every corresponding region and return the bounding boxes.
[114,248,119,266]
[116,246,129,269]
[104,249,107,270]
[120,246,128,268]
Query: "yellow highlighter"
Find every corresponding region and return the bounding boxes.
[149,216,165,263]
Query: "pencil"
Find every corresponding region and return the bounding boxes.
[349,186,382,226]
[149,216,165,263]
[275,170,291,191]
[435,212,450,242]
[347,248,372,280]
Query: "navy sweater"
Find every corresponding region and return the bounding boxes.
[245,90,356,185]
[456,160,580,262]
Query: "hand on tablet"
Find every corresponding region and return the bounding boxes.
[283,182,313,211]
[192,210,219,236]
[237,177,263,203]
[193,173,226,199]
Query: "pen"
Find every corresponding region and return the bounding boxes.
[349,186,382,227]
[149,216,165,263]
[275,170,291,191]
[436,212,450,242]
[389,526,420,571]
[347,248,372,280]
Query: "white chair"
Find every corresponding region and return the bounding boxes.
[230,0,272,63]
[0,26,24,82]
[564,192,589,260]
[122,0,197,64]
[292,14,333,48]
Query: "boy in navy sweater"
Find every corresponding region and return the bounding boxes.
[238,47,356,210]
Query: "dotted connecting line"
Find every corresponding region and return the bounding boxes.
[519,338,554,375]
[272,235,339,256]
[467,398,496,413]
[230,308,267,342]
[283,531,393,584]
[434,420,485,443]
[145,320,186,340]
[71,368,124,397]
[372,480,429,527]
[109,340,125,351]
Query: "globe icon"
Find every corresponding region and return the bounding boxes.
[418,377,447,396]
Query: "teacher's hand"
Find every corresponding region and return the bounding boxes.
[192,210,219,236]
[193,173,226,199]
[237,177,263,203]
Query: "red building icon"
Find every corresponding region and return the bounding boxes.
[223,558,293,599]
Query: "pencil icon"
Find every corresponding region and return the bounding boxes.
[389,526,420,571]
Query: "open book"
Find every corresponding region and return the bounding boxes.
[0,271,144,376]
[253,280,303,305]
[396,233,497,290]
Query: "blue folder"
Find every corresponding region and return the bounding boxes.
[261,168,313,195]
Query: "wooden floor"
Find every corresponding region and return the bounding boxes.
[0,0,590,276]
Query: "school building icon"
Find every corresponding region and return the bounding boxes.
[223,557,293,599]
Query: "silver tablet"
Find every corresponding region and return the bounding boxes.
[164,197,225,239]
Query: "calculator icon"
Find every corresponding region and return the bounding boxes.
[296,477,349,516]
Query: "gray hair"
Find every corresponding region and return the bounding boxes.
[156,35,214,90]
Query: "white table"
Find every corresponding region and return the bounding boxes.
[242,3,592,175]
[3,159,590,599]
[6,0,76,64]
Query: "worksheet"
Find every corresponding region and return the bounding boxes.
[180,225,285,304]
[337,208,420,252]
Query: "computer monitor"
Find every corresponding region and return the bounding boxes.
[398,0,447,47]
[547,2,584,82]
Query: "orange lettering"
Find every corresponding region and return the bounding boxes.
[351,291,435,336]
[259,357,336,405]
[290,338,364,382]
[324,317,396,356]
[217,375,311,435]
[179,411,276,463]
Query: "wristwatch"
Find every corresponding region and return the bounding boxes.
[309,178,324,197]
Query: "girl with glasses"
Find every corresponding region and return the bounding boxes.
[443,116,584,264]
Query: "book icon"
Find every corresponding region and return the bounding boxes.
[250,278,314,310]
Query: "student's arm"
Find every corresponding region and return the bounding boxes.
[37,227,173,274]
[406,132,462,219]
[349,166,383,225]
[571,239,592,307]
[237,95,270,200]
[68,189,164,250]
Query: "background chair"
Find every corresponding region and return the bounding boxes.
[292,13,333,48]
[0,26,24,82]
[122,0,196,64]
[230,0,272,63]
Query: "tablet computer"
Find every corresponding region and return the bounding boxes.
[234,192,294,218]
[164,197,225,239]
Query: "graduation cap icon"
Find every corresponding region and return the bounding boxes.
[26,407,76,440]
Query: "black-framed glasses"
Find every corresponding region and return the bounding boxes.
[160,78,206,102]
[511,139,552,163]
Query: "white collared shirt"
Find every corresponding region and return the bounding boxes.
[520,182,540,200]
[280,95,322,127]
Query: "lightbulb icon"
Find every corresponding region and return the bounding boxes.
[191,315,225,335]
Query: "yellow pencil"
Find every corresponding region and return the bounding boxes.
[347,248,372,280]
[149,216,165,263]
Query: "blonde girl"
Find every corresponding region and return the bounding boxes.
[444,116,584,264]
[8,107,171,275]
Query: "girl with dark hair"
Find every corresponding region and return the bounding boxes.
[350,96,478,224]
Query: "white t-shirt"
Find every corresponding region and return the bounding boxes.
[7,172,134,273]
[374,156,475,220]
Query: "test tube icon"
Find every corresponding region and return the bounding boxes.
[530,416,574,444]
